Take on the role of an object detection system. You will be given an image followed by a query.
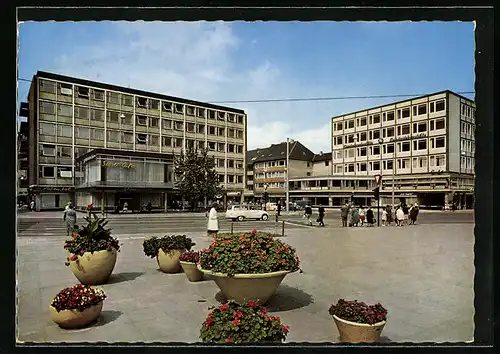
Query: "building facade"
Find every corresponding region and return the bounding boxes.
[245,141,315,203]
[17,119,29,205]
[23,71,247,211]
[289,91,475,209]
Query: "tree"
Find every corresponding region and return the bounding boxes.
[174,148,219,210]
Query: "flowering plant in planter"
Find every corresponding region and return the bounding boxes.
[179,251,200,263]
[199,229,300,276]
[328,299,388,325]
[199,300,289,343]
[142,235,196,258]
[64,212,120,266]
[51,284,107,312]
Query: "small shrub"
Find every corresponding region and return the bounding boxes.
[328,299,387,325]
[51,284,106,312]
[143,235,195,258]
[179,251,200,263]
[199,300,289,343]
[199,229,300,276]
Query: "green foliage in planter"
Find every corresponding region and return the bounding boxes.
[328,299,388,325]
[63,212,120,265]
[200,300,289,343]
[199,229,300,276]
[143,234,196,258]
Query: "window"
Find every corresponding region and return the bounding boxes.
[150,135,159,146]
[435,100,445,111]
[372,161,380,171]
[41,144,56,156]
[197,124,205,134]
[218,127,225,136]
[121,94,133,106]
[92,89,104,101]
[372,114,380,124]
[359,147,367,157]
[57,146,72,158]
[401,124,410,135]
[122,132,133,143]
[57,125,72,137]
[348,120,354,129]
[208,126,216,135]
[218,174,225,183]
[237,130,244,139]
[435,118,445,130]
[208,141,216,151]
[360,132,367,141]
[208,110,216,119]
[162,102,173,112]
[413,139,427,150]
[429,120,435,130]
[39,101,56,114]
[59,83,73,96]
[76,127,89,139]
[325,160,330,166]
[237,145,243,154]
[429,102,435,113]
[418,122,427,132]
[137,97,148,108]
[217,159,225,168]
[107,130,120,142]
[335,136,342,145]
[228,144,235,153]
[107,111,120,123]
[386,111,395,121]
[150,117,159,128]
[186,122,195,132]
[90,109,104,121]
[387,144,394,154]
[228,160,235,168]
[58,104,72,117]
[387,127,395,137]
[348,164,355,172]
[335,165,343,173]
[148,99,159,110]
[91,129,104,140]
[386,160,393,170]
[402,108,410,118]
[40,79,56,93]
[435,137,445,148]
[136,115,148,126]
[359,163,367,172]
[237,175,243,184]
[107,91,120,104]
[372,146,380,155]
[413,106,418,117]
[217,143,225,152]
[198,108,206,118]
[42,166,55,178]
[400,158,410,169]
[372,130,380,139]
[436,155,445,167]
[217,112,225,120]
[137,133,147,144]
[418,104,427,115]
[237,115,244,124]
[74,147,89,158]
[401,141,410,152]
[186,106,195,116]
[336,122,343,131]
[75,106,89,119]
[76,86,89,98]
[359,117,367,126]
[161,137,172,147]
[418,157,427,168]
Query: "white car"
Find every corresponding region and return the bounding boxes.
[225,205,269,222]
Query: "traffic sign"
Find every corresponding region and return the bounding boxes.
[374,174,382,186]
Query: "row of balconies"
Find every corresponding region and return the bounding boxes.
[335,148,447,162]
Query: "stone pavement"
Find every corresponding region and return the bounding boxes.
[16,224,474,343]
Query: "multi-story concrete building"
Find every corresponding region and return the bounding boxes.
[22,71,247,211]
[245,141,314,203]
[289,90,475,209]
[17,117,29,205]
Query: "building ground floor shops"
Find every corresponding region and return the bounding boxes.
[27,186,74,211]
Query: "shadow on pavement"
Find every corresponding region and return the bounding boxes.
[107,272,144,284]
[92,310,123,327]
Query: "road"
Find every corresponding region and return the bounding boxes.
[16,210,473,238]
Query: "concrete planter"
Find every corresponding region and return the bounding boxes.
[157,249,185,273]
[50,301,103,329]
[179,261,203,282]
[332,315,386,343]
[69,249,117,285]
[198,265,291,304]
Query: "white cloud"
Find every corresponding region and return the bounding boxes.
[50,21,333,153]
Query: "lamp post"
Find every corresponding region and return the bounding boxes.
[378,138,384,226]
[263,183,269,211]
[285,137,290,213]
[352,134,358,205]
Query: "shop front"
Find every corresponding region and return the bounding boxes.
[28,185,74,211]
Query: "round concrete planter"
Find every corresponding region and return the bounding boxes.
[198,265,291,304]
[50,301,103,329]
[157,249,186,273]
[332,315,386,343]
[179,261,203,282]
[69,249,117,285]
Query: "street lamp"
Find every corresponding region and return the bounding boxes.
[120,113,126,119]
[377,137,384,226]
[263,183,269,211]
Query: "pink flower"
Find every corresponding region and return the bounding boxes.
[248,300,257,308]
[232,319,240,326]
[226,338,233,343]
[281,324,290,334]
[261,307,267,315]
[220,303,229,311]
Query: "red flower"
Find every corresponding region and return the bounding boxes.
[251,228,257,234]
[248,300,257,308]
[232,319,240,326]
[70,255,78,261]
[261,307,267,315]
[205,317,215,328]
[226,338,233,343]
[220,303,229,311]
[225,240,231,245]
[207,312,213,317]
[234,311,244,319]
[281,325,290,334]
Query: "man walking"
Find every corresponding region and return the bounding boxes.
[340,202,349,227]
[317,204,325,227]
[277,200,282,217]
[304,204,313,226]
[63,203,77,237]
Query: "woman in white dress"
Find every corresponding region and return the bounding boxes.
[207,202,219,237]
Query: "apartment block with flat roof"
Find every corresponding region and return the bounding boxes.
[22,71,247,211]
[289,90,475,209]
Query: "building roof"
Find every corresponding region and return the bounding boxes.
[246,140,315,165]
[312,152,332,162]
[34,71,245,115]
[331,90,475,120]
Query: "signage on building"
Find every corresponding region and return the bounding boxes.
[389,132,427,143]
[32,186,75,192]
[102,160,136,169]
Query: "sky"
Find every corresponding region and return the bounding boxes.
[17,21,475,153]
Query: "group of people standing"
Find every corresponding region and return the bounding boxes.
[340,203,376,227]
[381,203,420,226]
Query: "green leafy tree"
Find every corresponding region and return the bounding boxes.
[174,148,219,210]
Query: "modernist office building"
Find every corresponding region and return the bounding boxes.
[22,71,247,211]
[289,90,475,208]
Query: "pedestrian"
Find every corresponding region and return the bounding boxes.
[277,201,282,217]
[304,204,313,226]
[409,204,420,225]
[359,206,365,226]
[147,201,152,212]
[381,208,387,226]
[385,205,392,225]
[123,201,128,213]
[63,203,77,237]
[366,207,375,226]
[30,200,35,212]
[317,204,325,227]
[340,202,349,227]
[207,202,219,237]
[402,203,409,226]
[351,207,360,227]
[396,207,405,226]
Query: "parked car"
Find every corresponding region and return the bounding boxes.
[265,202,278,211]
[225,205,269,221]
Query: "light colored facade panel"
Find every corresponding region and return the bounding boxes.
[447,93,461,173]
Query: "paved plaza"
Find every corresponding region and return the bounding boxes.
[16,222,474,343]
